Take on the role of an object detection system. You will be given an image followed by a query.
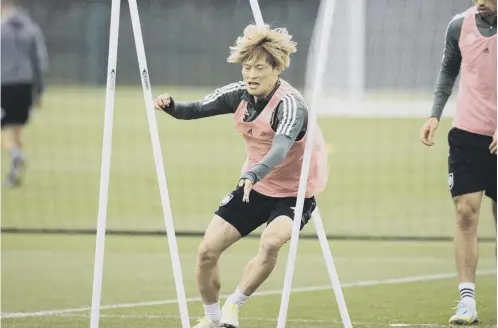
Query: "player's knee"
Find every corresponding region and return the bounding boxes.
[455,200,479,231]
[258,241,280,262]
[197,241,221,266]
[259,234,287,261]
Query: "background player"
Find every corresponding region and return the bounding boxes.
[419,0,496,324]
[1,0,48,187]
[154,24,328,328]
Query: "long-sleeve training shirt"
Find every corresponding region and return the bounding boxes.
[161,80,308,184]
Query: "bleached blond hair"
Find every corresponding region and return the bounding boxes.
[227,24,297,71]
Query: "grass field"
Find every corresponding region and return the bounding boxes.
[1,86,496,327]
[1,86,495,238]
[1,235,496,328]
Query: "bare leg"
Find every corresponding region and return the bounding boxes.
[12,125,23,151]
[453,192,482,289]
[236,216,292,296]
[196,215,241,322]
[1,127,13,151]
[2,125,25,186]
[219,216,294,328]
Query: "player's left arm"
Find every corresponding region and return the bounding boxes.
[241,95,307,185]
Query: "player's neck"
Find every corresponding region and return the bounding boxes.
[253,80,280,103]
[480,12,497,26]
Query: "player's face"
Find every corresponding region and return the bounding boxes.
[242,57,281,99]
[474,0,497,16]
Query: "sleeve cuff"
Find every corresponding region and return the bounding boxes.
[240,171,259,184]
[161,97,175,112]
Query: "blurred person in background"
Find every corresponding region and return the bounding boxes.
[420,0,496,325]
[1,0,48,187]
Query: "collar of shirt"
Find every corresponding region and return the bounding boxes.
[476,12,497,28]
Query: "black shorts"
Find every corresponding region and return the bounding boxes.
[1,83,33,128]
[215,186,317,237]
[448,127,496,201]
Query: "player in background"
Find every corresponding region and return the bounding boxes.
[154,24,328,328]
[420,0,496,325]
[1,0,48,187]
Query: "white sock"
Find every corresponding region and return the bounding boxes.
[203,301,221,323]
[226,287,249,307]
[459,282,475,301]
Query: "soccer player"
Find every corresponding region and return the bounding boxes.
[1,0,48,187]
[154,24,328,328]
[420,0,496,324]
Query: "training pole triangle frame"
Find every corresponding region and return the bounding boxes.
[246,1,353,328]
[90,0,121,326]
[89,1,190,327]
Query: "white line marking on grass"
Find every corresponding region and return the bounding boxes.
[2,270,495,319]
[389,325,448,327]
[389,325,497,328]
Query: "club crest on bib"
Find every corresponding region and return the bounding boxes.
[448,173,454,190]
[220,193,233,206]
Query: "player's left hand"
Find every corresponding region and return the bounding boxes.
[490,130,497,154]
[238,178,253,203]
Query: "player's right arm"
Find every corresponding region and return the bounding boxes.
[154,82,245,120]
[420,15,463,146]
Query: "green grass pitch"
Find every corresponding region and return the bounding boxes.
[1,86,496,327]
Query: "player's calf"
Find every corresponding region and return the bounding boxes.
[450,193,482,325]
[221,217,292,328]
[196,241,222,299]
[453,193,481,284]
[197,216,242,324]
[239,216,291,295]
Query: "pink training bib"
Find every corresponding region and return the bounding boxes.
[454,6,497,137]
[234,79,328,198]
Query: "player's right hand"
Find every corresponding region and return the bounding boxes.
[490,130,497,154]
[33,96,42,109]
[154,93,171,110]
[420,117,439,146]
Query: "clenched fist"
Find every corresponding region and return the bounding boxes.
[154,93,172,111]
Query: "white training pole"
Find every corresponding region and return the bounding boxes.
[127,1,190,328]
[90,0,120,327]
[348,0,366,101]
[312,208,353,327]
[249,0,265,26]
[247,1,351,327]
[276,0,352,327]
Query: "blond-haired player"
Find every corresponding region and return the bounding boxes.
[420,0,496,324]
[155,25,328,328]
